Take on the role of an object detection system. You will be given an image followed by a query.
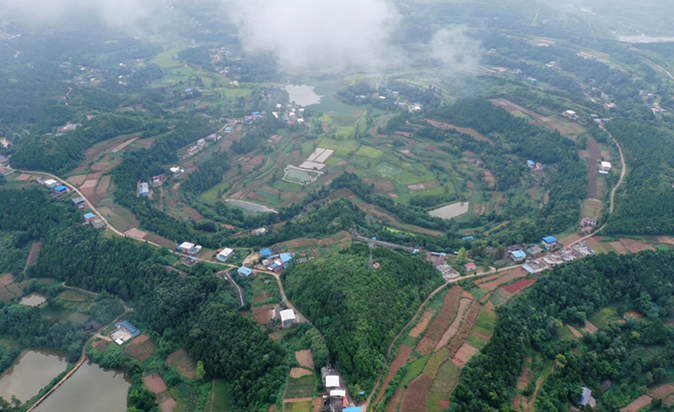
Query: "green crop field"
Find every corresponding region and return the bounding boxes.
[401,354,431,386]
[467,332,488,349]
[201,182,229,201]
[150,49,184,69]
[283,401,312,412]
[317,137,360,156]
[205,380,230,412]
[375,161,405,177]
[429,359,461,394]
[423,348,448,376]
[284,375,314,399]
[588,307,617,329]
[475,308,498,334]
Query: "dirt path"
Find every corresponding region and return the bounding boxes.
[218,270,244,306]
[26,305,132,412]
[61,282,99,296]
[643,57,674,80]
[525,364,555,412]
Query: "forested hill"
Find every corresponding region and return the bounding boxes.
[451,250,674,412]
[282,244,444,394]
[604,119,674,235]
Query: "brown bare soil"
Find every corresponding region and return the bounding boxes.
[17,174,32,181]
[167,349,197,380]
[375,345,413,405]
[426,119,494,145]
[447,302,480,357]
[295,350,314,370]
[125,335,156,363]
[144,234,175,248]
[124,228,148,240]
[96,175,111,194]
[619,238,655,253]
[159,395,176,412]
[290,368,313,378]
[383,389,402,412]
[0,273,15,286]
[480,269,527,291]
[67,175,88,186]
[101,157,123,174]
[25,241,42,267]
[502,279,536,294]
[111,137,139,154]
[144,373,168,394]
[135,138,155,147]
[648,384,674,400]
[513,394,521,411]
[409,308,436,338]
[558,233,582,246]
[584,321,599,334]
[451,344,479,368]
[183,206,204,222]
[253,305,272,325]
[620,394,652,412]
[400,375,434,412]
[485,301,496,310]
[610,241,628,254]
[475,273,501,285]
[415,287,462,355]
[93,340,108,353]
[436,299,472,350]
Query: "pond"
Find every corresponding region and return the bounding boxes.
[428,202,470,219]
[33,361,131,412]
[225,199,278,214]
[284,84,322,106]
[0,350,68,403]
[19,293,46,307]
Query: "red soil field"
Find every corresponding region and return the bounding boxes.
[502,278,536,294]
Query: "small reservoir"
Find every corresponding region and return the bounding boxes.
[225,199,277,214]
[284,84,322,106]
[19,293,46,307]
[0,350,68,403]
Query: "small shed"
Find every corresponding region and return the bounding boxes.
[237,266,253,277]
[280,309,296,328]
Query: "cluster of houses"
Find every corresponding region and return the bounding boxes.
[38,177,70,199]
[590,114,612,125]
[244,111,264,125]
[580,217,598,233]
[526,160,545,170]
[320,365,356,412]
[273,104,304,126]
[83,212,105,229]
[259,247,294,272]
[522,240,595,275]
[425,251,460,280]
[187,138,206,156]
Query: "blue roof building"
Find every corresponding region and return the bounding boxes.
[54,185,67,193]
[72,197,85,205]
[511,250,527,260]
[527,160,535,168]
[412,249,419,254]
[462,236,474,240]
[522,264,535,274]
[118,320,140,337]
[343,408,361,412]
[260,248,272,257]
[84,212,96,220]
[237,266,253,277]
[139,182,149,196]
[280,253,292,263]
[542,236,557,244]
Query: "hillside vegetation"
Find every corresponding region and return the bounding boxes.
[283,244,444,394]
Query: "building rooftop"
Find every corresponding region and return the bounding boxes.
[325,375,340,388]
[579,387,592,406]
[511,250,527,259]
[280,253,292,263]
[178,242,195,250]
[260,248,272,257]
[54,185,67,192]
[542,236,558,244]
[280,309,296,323]
[84,213,96,220]
[237,266,253,276]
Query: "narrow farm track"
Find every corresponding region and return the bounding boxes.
[218,270,245,306]
[25,306,132,412]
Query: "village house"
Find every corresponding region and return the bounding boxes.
[54,185,68,194]
[251,227,267,236]
[237,266,253,277]
[599,161,612,175]
[280,309,296,328]
[139,182,149,196]
[41,178,58,189]
[578,387,595,408]
[0,155,7,166]
[72,197,86,209]
[170,167,184,177]
[177,242,202,255]
[110,320,140,345]
[151,174,166,186]
[217,248,234,262]
[510,250,527,262]
[180,256,199,267]
[464,262,477,272]
[542,236,558,250]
